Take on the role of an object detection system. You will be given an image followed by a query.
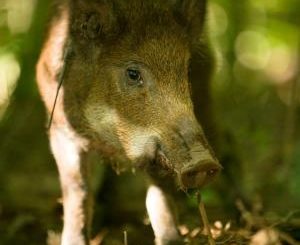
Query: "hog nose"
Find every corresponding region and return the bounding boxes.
[180,161,221,189]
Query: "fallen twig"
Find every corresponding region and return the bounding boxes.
[123,230,128,245]
[197,192,216,245]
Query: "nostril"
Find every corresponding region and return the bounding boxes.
[207,168,218,177]
[180,161,221,188]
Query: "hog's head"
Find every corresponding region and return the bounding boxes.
[63,0,221,189]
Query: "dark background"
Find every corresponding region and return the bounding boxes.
[0,0,299,244]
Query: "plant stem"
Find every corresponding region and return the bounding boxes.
[197,192,215,245]
[123,230,128,245]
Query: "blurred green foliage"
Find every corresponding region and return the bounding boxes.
[0,0,299,244]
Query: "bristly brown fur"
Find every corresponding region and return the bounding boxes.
[36,1,220,244]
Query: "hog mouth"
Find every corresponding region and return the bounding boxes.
[136,145,176,177]
[138,144,221,190]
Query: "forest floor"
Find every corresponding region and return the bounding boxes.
[0,101,299,245]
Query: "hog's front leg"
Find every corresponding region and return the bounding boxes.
[50,125,92,245]
[146,185,184,245]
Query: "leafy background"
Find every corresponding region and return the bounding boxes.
[0,0,299,244]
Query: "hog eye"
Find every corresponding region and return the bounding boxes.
[126,68,143,86]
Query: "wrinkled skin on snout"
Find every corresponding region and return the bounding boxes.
[61,0,222,189]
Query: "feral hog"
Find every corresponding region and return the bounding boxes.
[36,0,221,244]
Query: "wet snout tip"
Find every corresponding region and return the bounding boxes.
[180,160,222,189]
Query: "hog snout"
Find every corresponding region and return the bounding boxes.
[180,160,221,188]
[178,140,222,189]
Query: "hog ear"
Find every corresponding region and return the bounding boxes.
[70,0,117,40]
[173,0,207,31]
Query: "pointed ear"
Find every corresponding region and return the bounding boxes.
[173,0,207,32]
[70,0,117,40]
